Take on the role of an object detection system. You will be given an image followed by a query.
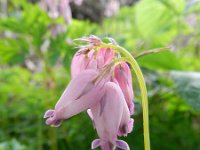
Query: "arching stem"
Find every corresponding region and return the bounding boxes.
[98,44,151,150]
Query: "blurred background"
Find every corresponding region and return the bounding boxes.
[0,0,200,150]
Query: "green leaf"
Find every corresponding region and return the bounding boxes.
[135,0,185,42]
[0,38,28,65]
[137,51,182,70]
[159,0,186,15]
[0,18,27,33]
[0,139,26,150]
[67,20,97,38]
[170,71,200,111]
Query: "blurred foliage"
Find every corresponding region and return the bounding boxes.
[0,0,200,150]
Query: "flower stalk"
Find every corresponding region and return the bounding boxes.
[133,46,170,59]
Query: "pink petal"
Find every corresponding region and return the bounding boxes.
[91,82,125,146]
[91,139,101,149]
[127,118,134,133]
[114,62,134,115]
[55,69,99,109]
[56,70,105,116]
[117,92,133,136]
[71,49,97,78]
[44,70,106,127]
[116,140,130,150]
[97,48,114,70]
[43,109,54,118]
[90,82,132,149]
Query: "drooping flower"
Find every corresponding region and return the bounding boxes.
[90,82,132,150]
[44,69,105,127]
[44,35,134,150]
[40,0,84,37]
[113,62,134,115]
[97,47,114,70]
[40,0,83,24]
[71,48,97,78]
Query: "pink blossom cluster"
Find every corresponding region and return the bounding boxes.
[40,0,83,24]
[44,35,134,150]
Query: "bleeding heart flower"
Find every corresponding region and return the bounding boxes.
[40,0,83,24]
[97,47,114,70]
[90,82,132,150]
[71,49,97,78]
[113,62,134,115]
[71,36,115,77]
[44,69,105,127]
[44,35,135,150]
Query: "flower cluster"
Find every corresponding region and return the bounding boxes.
[40,0,83,36]
[44,35,134,150]
[40,0,83,24]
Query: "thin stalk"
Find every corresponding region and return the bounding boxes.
[98,44,151,150]
[133,47,170,59]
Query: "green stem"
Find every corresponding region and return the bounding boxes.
[99,44,151,150]
[133,47,170,59]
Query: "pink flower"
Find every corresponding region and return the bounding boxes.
[44,70,105,127]
[71,49,97,78]
[40,0,83,24]
[71,36,115,78]
[90,82,132,150]
[97,48,114,70]
[44,35,134,150]
[113,62,134,115]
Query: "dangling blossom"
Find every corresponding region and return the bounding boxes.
[40,0,83,37]
[44,35,134,150]
[113,62,134,115]
[40,0,83,24]
[90,82,133,150]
